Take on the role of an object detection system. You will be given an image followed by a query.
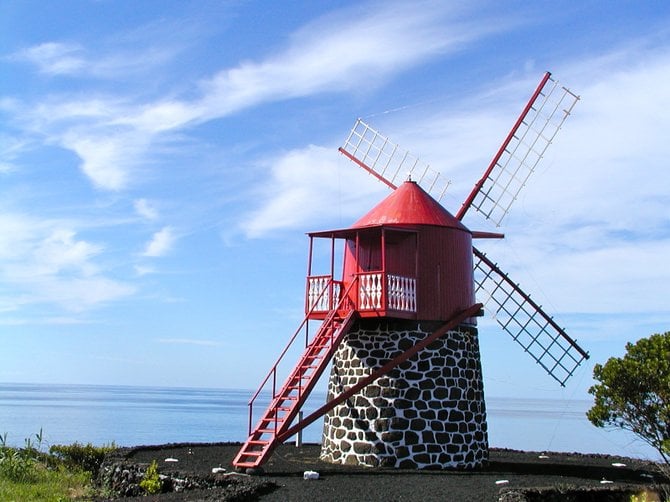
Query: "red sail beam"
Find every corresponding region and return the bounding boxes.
[338,146,397,190]
[473,247,589,385]
[456,72,552,221]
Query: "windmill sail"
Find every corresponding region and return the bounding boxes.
[338,73,588,387]
[473,247,588,386]
[339,119,451,202]
[457,73,580,226]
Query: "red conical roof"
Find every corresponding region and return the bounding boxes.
[352,180,469,231]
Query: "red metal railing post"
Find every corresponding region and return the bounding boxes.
[245,276,348,440]
[236,280,359,469]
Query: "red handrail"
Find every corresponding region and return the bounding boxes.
[246,277,359,435]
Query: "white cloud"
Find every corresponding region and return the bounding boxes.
[128,2,506,129]
[36,276,135,312]
[242,145,387,238]
[120,101,203,133]
[134,199,159,220]
[101,3,508,134]
[60,132,146,191]
[0,134,30,174]
[134,265,156,276]
[7,97,150,190]
[536,240,670,314]
[12,42,85,75]
[143,226,175,257]
[199,4,483,118]
[0,213,35,260]
[30,98,125,124]
[9,35,178,79]
[0,315,93,326]
[32,229,102,277]
[0,214,135,313]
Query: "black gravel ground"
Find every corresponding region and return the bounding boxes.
[108,442,668,501]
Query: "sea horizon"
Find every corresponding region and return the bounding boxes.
[0,382,661,462]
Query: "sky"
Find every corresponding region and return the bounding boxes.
[1,0,669,449]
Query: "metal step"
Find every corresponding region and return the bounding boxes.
[233,309,356,470]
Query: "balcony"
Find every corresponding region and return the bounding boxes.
[307,273,416,318]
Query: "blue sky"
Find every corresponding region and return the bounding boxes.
[1,0,669,421]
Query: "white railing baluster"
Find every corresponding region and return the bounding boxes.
[357,272,416,313]
[307,275,341,312]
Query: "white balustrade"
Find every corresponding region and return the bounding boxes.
[359,273,416,313]
[307,276,341,312]
[387,274,417,312]
[359,273,383,310]
[309,274,416,313]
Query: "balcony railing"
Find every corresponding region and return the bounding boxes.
[307,273,416,314]
[306,275,342,312]
[359,272,416,313]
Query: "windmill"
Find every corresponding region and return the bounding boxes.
[233,72,588,472]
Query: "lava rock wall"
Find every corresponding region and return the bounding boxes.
[320,319,488,469]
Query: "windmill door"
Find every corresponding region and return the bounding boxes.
[343,226,418,318]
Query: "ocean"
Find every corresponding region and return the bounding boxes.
[0,383,660,461]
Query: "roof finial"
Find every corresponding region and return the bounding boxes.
[407,172,412,182]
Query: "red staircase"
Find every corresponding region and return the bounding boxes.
[233,307,356,470]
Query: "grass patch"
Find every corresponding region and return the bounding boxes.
[0,465,92,501]
[0,430,114,501]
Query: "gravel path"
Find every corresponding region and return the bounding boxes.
[105,442,667,501]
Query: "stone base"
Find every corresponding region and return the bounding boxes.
[320,319,488,469]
